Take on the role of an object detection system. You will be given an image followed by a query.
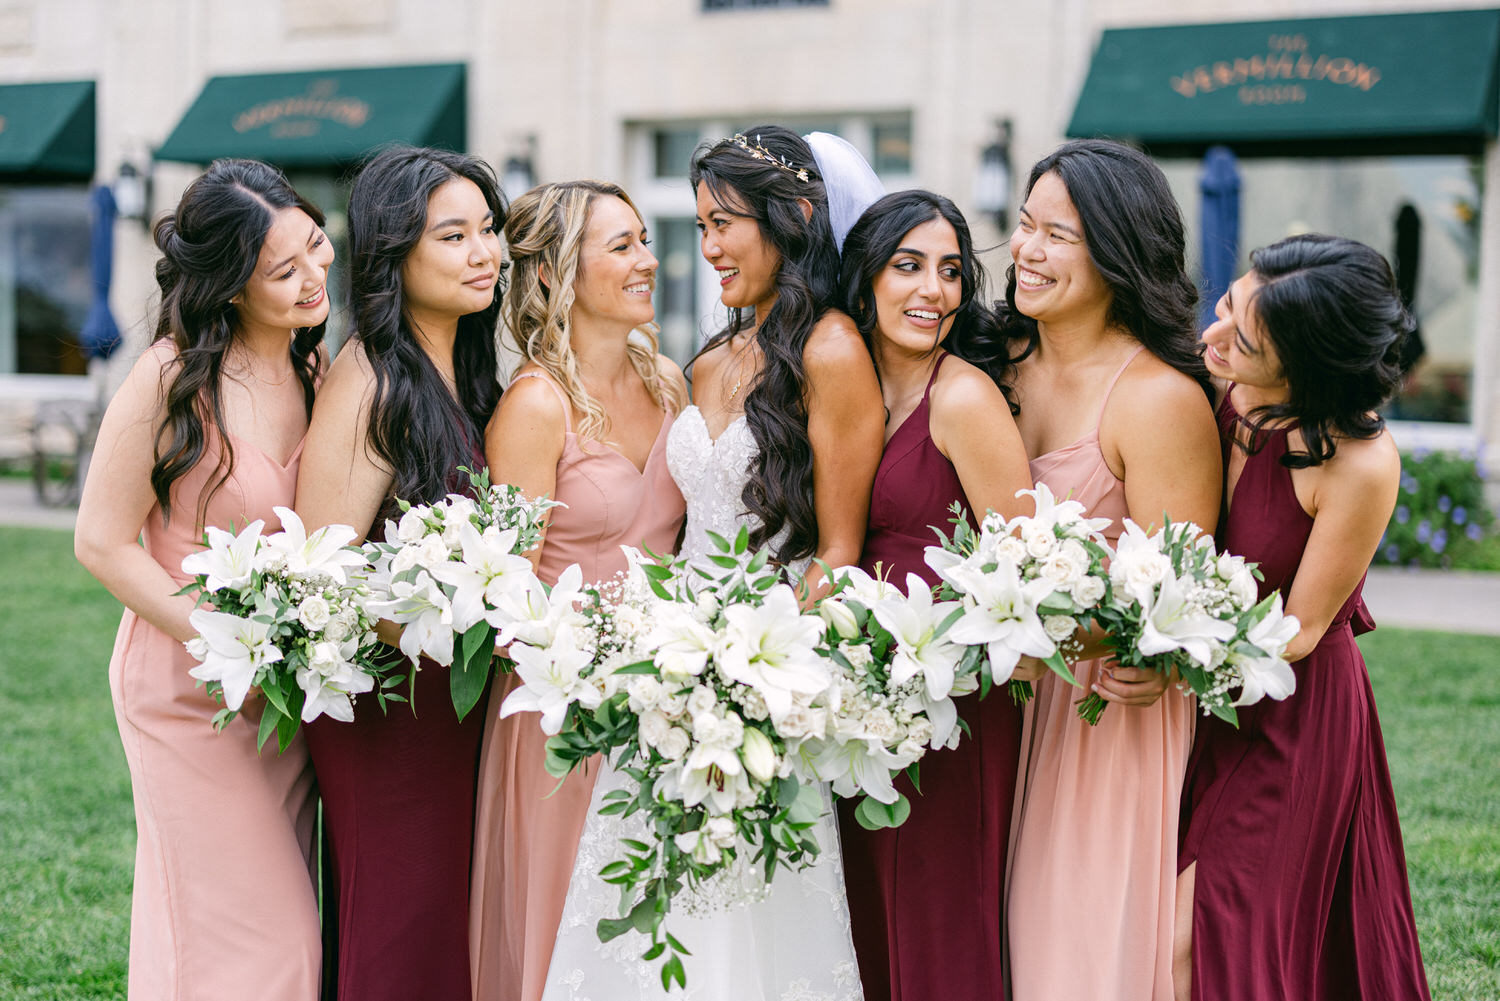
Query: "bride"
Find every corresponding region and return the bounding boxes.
[540,127,885,999]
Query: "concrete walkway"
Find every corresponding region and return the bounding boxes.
[2,476,1498,635]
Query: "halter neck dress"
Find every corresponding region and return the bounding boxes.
[1176,391,1430,1001]
[1005,346,1195,1001]
[108,361,319,999]
[470,370,686,1001]
[839,351,1023,1001]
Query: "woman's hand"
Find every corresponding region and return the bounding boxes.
[1012,655,1049,683]
[1091,662,1170,707]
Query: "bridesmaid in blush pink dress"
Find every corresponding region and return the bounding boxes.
[75,160,332,999]
[999,141,1221,1001]
[469,181,688,1001]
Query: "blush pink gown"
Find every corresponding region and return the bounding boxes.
[469,371,686,1001]
[1005,347,1195,1001]
[108,428,320,999]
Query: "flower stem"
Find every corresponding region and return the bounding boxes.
[1008,680,1034,705]
[1075,691,1107,725]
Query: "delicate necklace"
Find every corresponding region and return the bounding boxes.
[724,336,757,406]
[232,351,295,387]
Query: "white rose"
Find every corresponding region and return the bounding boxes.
[739,686,770,720]
[389,543,423,574]
[687,685,718,718]
[323,606,357,643]
[395,508,428,544]
[297,594,333,632]
[638,709,671,749]
[1023,525,1056,559]
[657,727,690,760]
[906,716,934,746]
[694,589,720,622]
[421,534,454,566]
[1073,575,1106,608]
[863,707,899,743]
[184,635,209,660]
[1228,568,1258,609]
[838,641,874,672]
[626,676,665,712]
[997,536,1028,564]
[706,816,738,849]
[307,640,343,677]
[1110,546,1171,603]
[1043,614,1077,644]
[895,737,925,762]
[614,604,646,640]
[776,704,828,741]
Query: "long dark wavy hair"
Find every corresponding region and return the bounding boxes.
[1001,139,1212,403]
[690,125,840,563]
[150,158,326,525]
[347,145,505,509]
[1238,234,1409,467]
[838,189,1017,413]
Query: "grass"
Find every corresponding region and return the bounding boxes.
[0,526,1496,998]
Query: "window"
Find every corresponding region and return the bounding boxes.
[1162,153,1482,425]
[653,128,702,180]
[0,185,92,375]
[703,0,828,10]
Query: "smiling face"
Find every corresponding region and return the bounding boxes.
[570,194,658,330]
[400,176,502,330]
[1008,170,1112,328]
[233,206,334,335]
[695,181,780,314]
[870,216,964,359]
[1201,270,1284,391]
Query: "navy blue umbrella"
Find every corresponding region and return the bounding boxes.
[80,184,121,361]
[1199,145,1241,331]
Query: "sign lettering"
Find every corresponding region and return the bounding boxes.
[232,79,371,135]
[1170,45,1382,99]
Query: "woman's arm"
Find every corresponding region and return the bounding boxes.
[75,343,204,643]
[1279,432,1400,662]
[294,342,392,541]
[800,313,884,602]
[483,372,567,573]
[929,361,1033,522]
[1093,364,1223,706]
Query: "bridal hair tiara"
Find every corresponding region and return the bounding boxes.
[730,133,812,183]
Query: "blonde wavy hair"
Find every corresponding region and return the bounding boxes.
[502,180,686,444]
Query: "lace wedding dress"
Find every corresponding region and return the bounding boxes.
[540,406,864,1001]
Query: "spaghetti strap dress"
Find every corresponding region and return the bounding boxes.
[108,423,320,999]
[1176,392,1430,1001]
[304,431,491,1001]
[839,352,1023,1001]
[1005,345,1195,1001]
[469,371,686,1001]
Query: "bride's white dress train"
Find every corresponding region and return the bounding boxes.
[540,406,863,1001]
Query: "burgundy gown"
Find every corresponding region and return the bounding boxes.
[305,444,490,1001]
[839,353,1022,1001]
[1177,393,1430,1001]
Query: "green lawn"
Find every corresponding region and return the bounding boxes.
[0,526,1496,999]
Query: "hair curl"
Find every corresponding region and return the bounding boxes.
[149,158,326,525]
[1001,139,1212,403]
[347,145,505,509]
[501,181,686,441]
[1239,233,1410,467]
[691,125,840,563]
[838,189,1016,412]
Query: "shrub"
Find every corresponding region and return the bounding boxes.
[1376,450,1495,569]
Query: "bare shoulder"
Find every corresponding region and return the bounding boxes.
[1108,352,1213,428]
[929,355,1010,422]
[1317,427,1401,495]
[492,365,567,429]
[804,310,873,375]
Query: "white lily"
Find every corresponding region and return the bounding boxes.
[870,573,963,700]
[671,753,754,815]
[186,608,282,710]
[1136,572,1237,666]
[649,603,717,682]
[1021,482,1112,539]
[426,519,536,632]
[718,585,831,723]
[491,563,585,649]
[807,735,907,804]
[181,519,265,592]
[943,562,1056,682]
[266,507,365,585]
[295,640,375,723]
[364,570,455,666]
[498,626,598,735]
[1232,599,1300,706]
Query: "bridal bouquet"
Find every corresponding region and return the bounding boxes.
[923,483,1113,704]
[180,507,388,752]
[798,566,974,831]
[501,528,832,989]
[360,468,557,720]
[1078,519,1300,726]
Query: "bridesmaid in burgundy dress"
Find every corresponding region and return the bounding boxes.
[1177,234,1430,1001]
[834,190,1033,1001]
[295,147,506,1000]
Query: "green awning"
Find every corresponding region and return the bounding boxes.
[0,81,95,177]
[156,63,466,167]
[1068,9,1500,156]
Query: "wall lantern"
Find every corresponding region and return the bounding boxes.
[113,159,152,227]
[973,119,1013,233]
